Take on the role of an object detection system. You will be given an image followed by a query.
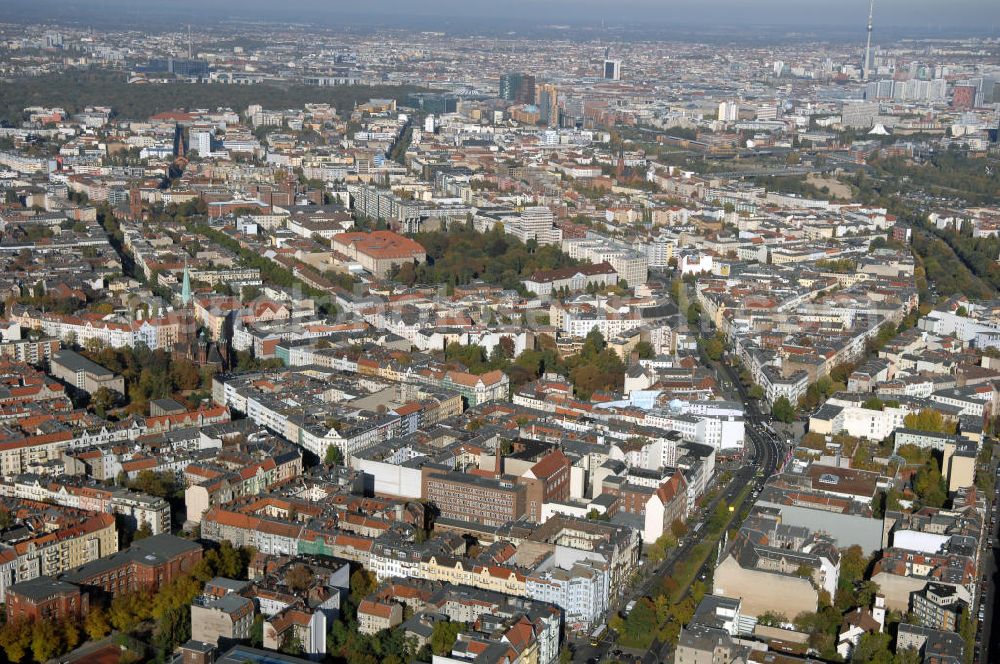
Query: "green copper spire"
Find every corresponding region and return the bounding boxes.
[181,259,191,306]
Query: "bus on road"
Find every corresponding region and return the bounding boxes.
[590,623,607,646]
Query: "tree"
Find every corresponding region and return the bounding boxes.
[839,545,869,586]
[109,591,151,633]
[60,618,81,652]
[581,328,606,357]
[669,278,681,300]
[350,568,377,605]
[904,409,956,434]
[647,532,677,564]
[84,606,111,640]
[154,605,190,655]
[852,632,893,664]
[169,358,201,391]
[215,540,248,579]
[756,612,787,627]
[795,564,814,579]
[704,336,724,361]
[0,619,31,663]
[686,302,701,327]
[324,444,344,466]
[430,620,464,656]
[242,285,263,301]
[619,597,659,648]
[127,470,179,499]
[280,630,305,655]
[496,336,516,362]
[30,619,60,663]
[91,386,121,417]
[856,580,882,610]
[634,341,655,359]
[444,342,489,374]
[133,521,153,541]
[772,396,796,423]
[913,457,947,508]
[250,614,265,648]
[959,606,975,664]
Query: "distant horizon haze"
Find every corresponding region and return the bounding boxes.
[4,0,999,36]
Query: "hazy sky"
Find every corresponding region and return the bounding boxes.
[9,0,1000,34]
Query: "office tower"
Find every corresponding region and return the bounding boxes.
[755,104,778,121]
[718,101,739,122]
[169,58,209,77]
[863,0,876,81]
[513,206,556,245]
[499,73,517,101]
[140,57,209,77]
[604,59,621,81]
[191,129,212,157]
[522,206,553,236]
[405,93,458,114]
[866,79,895,100]
[602,46,621,81]
[499,72,536,104]
[983,78,998,105]
[537,84,559,128]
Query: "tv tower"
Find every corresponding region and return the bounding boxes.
[863,0,875,81]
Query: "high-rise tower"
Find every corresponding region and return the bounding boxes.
[863,0,876,81]
[181,259,192,307]
[603,46,621,81]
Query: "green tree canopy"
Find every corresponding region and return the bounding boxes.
[772,396,796,423]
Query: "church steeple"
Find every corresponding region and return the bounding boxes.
[181,259,192,306]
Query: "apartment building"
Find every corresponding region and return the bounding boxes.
[2,476,170,535]
[191,593,256,647]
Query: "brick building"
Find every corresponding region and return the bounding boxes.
[61,534,203,600]
[6,577,87,622]
[514,449,572,523]
[421,466,526,527]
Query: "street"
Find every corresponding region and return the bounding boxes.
[979,467,1000,664]
[578,349,786,664]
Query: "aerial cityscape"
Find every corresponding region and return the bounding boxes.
[0,2,998,664]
